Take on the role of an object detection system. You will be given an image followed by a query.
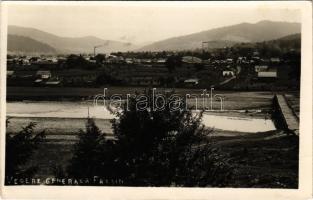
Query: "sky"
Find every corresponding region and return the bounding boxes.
[6,2,301,44]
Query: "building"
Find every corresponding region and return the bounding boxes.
[45,80,61,86]
[156,58,166,64]
[252,56,260,61]
[222,71,235,77]
[255,65,269,72]
[270,58,280,63]
[184,78,199,87]
[7,70,14,77]
[182,56,202,64]
[226,58,233,63]
[106,55,125,63]
[253,51,260,56]
[36,70,51,79]
[237,57,246,64]
[34,79,43,85]
[258,69,277,78]
[21,59,31,65]
[46,57,58,63]
[141,59,152,64]
[125,58,133,64]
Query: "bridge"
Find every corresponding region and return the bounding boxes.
[274,94,299,136]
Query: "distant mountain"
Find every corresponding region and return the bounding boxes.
[8,25,139,54]
[260,33,301,50]
[139,20,301,51]
[8,35,57,54]
[8,21,301,54]
[233,33,301,50]
[275,33,301,42]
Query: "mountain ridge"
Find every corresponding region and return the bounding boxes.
[139,20,301,51]
[8,20,301,54]
[8,25,139,54]
[8,34,57,55]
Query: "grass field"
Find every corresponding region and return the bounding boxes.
[14,129,298,188]
[7,87,274,111]
[7,117,113,135]
[211,130,298,188]
[7,86,276,97]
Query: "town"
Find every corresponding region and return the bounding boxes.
[7,43,300,92]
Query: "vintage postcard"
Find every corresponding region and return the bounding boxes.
[0,1,312,200]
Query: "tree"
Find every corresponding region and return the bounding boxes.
[5,121,45,184]
[95,54,106,64]
[67,118,108,178]
[65,54,96,69]
[67,90,233,186]
[67,118,118,183]
[111,90,233,186]
[165,55,182,73]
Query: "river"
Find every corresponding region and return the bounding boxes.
[7,101,275,133]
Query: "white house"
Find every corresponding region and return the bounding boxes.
[36,70,51,79]
[226,58,233,63]
[125,58,133,64]
[222,71,235,77]
[258,69,277,78]
[156,58,166,63]
[7,70,14,77]
[45,80,61,86]
[270,58,280,63]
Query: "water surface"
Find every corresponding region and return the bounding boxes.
[7,101,275,133]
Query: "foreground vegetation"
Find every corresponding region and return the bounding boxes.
[5,90,299,187]
[66,91,232,186]
[211,130,298,188]
[6,91,233,187]
[5,124,298,188]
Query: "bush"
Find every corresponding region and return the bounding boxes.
[5,121,45,184]
[68,90,233,186]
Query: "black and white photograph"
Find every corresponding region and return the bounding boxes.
[0,1,312,199]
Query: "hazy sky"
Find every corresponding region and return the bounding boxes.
[7,2,301,44]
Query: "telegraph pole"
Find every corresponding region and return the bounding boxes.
[202,41,210,55]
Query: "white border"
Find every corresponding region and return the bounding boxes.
[0,1,312,200]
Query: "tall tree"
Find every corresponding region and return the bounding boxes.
[67,118,107,178]
[5,121,45,184]
[111,90,232,186]
[68,90,233,186]
[165,55,182,73]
